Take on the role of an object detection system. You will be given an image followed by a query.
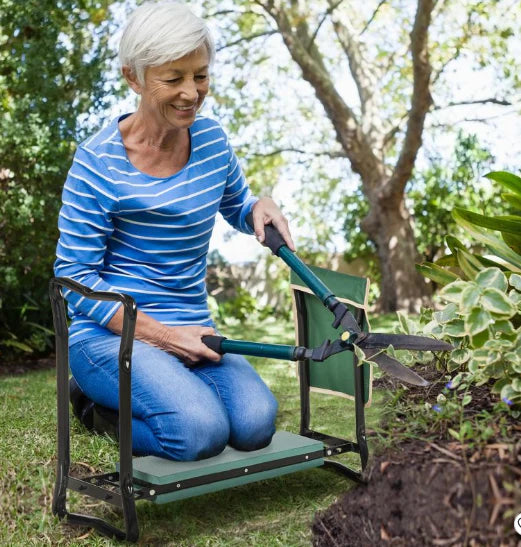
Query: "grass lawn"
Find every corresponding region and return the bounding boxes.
[0,316,390,546]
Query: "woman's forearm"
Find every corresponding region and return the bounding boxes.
[107,306,170,348]
[106,306,220,363]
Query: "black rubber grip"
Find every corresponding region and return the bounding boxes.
[201,335,226,354]
[245,212,287,256]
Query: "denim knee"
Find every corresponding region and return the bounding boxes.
[229,391,278,451]
[153,406,230,461]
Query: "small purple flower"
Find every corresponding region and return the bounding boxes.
[432,404,442,413]
[502,397,513,406]
[445,381,453,390]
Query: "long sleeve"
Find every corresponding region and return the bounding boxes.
[54,145,122,327]
[218,139,258,234]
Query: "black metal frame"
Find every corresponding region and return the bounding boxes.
[49,277,139,541]
[49,276,368,542]
[294,290,368,483]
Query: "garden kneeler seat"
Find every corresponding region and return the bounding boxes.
[49,266,372,542]
[291,264,372,473]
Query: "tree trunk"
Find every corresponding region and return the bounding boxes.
[362,192,432,312]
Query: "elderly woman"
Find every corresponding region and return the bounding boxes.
[55,1,295,461]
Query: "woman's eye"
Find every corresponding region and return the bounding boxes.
[195,74,208,81]
[166,78,182,84]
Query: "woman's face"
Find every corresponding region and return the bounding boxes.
[135,45,210,131]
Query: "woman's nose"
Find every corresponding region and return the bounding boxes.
[179,79,198,101]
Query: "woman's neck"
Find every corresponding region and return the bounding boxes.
[120,109,187,152]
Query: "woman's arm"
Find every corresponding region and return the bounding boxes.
[107,307,221,363]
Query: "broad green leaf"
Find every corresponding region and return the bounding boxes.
[502,231,521,254]
[500,384,516,402]
[470,328,491,348]
[455,249,482,279]
[465,308,492,336]
[502,192,521,209]
[505,351,521,364]
[453,209,521,235]
[450,348,471,364]
[416,263,459,285]
[423,320,443,335]
[1,340,34,352]
[508,290,521,306]
[448,428,461,441]
[460,284,481,312]
[468,359,480,373]
[485,171,521,196]
[475,268,508,292]
[439,280,470,303]
[471,349,492,362]
[443,319,467,337]
[481,288,516,316]
[462,394,472,406]
[512,378,521,392]
[396,311,410,334]
[445,235,466,255]
[435,255,458,267]
[433,302,458,323]
[510,273,521,291]
[450,373,465,388]
[453,209,521,270]
[447,359,461,372]
[492,377,510,394]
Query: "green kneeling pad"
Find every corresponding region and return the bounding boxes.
[119,431,324,504]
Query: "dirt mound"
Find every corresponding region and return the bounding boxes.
[313,439,521,546]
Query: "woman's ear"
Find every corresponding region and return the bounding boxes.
[122,65,142,95]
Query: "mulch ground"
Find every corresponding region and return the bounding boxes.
[0,356,55,376]
[312,363,521,546]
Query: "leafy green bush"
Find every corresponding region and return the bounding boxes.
[417,171,521,284]
[403,269,521,408]
[404,170,521,412]
[0,1,118,360]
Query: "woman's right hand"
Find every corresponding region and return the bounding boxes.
[160,325,222,365]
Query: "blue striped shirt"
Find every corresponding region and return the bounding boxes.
[54,113,257,343]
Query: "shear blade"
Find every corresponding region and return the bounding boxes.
[364,350,429,387]
[357,333,453,352]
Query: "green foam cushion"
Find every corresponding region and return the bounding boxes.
[129,431,323,486]
[122,431,324,503]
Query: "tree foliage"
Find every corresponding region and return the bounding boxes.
[0,0,119,356]
[200,0,521,311]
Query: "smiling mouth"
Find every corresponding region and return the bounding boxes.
[172,104,196,111]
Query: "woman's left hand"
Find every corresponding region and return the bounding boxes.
[251,197,296,251]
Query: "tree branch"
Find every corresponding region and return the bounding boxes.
[433,98,513,109]
[255,0,383,182]
[307,0,345,52]
[386,0,434,199]
[359,0,388,36]
[237,146,347,159]
[216,30,278,52]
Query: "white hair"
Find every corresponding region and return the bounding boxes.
[119,1,215,85]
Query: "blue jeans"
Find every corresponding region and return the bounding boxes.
[69,334,278,461]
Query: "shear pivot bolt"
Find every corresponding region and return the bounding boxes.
[149,489,155,496]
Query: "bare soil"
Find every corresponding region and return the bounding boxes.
[313,364,521,546]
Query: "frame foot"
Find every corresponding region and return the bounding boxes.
[323,459,367,484]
